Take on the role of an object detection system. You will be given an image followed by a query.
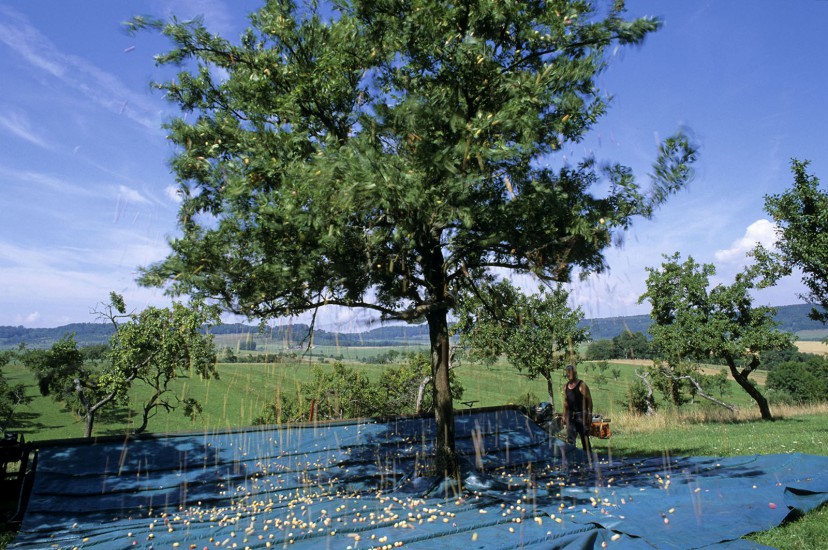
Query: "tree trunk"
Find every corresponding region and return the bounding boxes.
[672,374,736,412]
[74,378,95,438]
[426,308,458,479]
[726,356,772,420]
[633,370,657,415]
[415,374,431,414]
[542,368,556,414]
[134,392,161,434]
[84,413,94,438]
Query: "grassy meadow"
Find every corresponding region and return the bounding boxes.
[0,349,813,441]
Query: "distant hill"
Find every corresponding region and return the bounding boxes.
[578,314,653,341]
[1,304,825,350]
[581,303,828,341]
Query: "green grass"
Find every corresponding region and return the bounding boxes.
[0,357,789,441]
[1,356,826,549]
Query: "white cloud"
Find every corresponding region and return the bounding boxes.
[0,110,51,149]
[165,185,183,203]
[22,311,41,325]
[714,219,777,265]
[0,5,162,129]
[117,184,152,205]
[0,236,177,327]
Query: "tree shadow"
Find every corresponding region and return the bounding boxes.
[96,403,136,436]
[5,411,63,436]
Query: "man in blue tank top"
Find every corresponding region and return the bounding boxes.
[563,364,593,454]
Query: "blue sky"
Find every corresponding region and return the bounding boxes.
[1,0,825,329]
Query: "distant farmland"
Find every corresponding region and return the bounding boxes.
[796,340,828,355]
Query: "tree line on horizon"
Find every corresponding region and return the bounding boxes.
[2,302,825,352]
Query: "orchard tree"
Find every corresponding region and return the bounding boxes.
[0,351,31,434]
[24,294,218,438]
[98,293,220,434]
[754,159,828,324]
[133,0,696,476]
[24,334,113,438]
[453,279,587,413]
[639,253,793,420]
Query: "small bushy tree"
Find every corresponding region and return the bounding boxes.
[612,331,652,360]
[454,280,587,413]
[586,339,614,360]
[766,359,828,404]
[304,362,381,420]
[23,293,219,437]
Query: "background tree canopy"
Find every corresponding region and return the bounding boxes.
[755,159,828,325]
[133,0,696,475]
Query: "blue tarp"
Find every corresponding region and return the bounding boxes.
[9,408,828,549]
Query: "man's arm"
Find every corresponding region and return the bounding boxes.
[581,382,593,417]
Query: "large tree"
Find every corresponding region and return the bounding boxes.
[134,0,696,476]
[639,253,793,420]
[754,159,828,324]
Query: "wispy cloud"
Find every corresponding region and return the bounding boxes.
[0,109,51,149]
[117,184,152,205]
[0,5,162,129]
[0,166,163,210]
[0,234,175,327]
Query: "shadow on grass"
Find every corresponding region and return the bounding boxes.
[5,412,62,437]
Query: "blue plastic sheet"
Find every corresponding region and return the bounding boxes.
[9,408,828,549]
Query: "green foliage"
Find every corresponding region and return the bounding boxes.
[254,352,463,424]
[612,331,652,359]
[622,378,656,414]
[0,352,31,434]
[700,369,732,398]
[454,280,587,408]
[302,362,380,420]
[586,339,614,360]
[756,159,828,324]
[23,335,98,418]
[640,253,794,419]
[238,340,257,351]
[130,1,696,474]
[79,344,110,362]
[19,294,219,437]
[105,296,220,433]
[760,343,808,370]
[648,360,696,407]
[766,359,828,404]
[251,388,301,426]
